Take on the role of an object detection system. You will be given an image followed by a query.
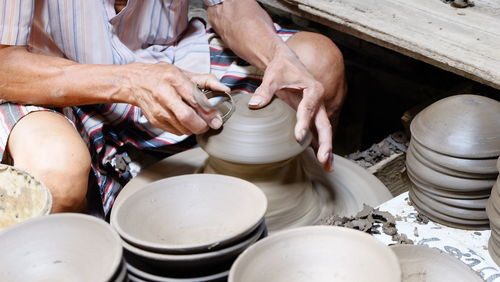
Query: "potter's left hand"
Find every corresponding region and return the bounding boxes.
[248,48,333,171]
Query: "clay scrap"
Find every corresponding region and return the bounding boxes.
[441,0,475,8]
[321,204,414,244]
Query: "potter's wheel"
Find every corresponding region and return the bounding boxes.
[115,148,392,231]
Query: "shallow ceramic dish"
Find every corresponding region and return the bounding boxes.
[410,190,489,229]
[113,148,393,233]
[0,164,52,230]
[407,169,491,200]
[197,94,312,164]
[0,213,122,282]
[411,140,499,175]
[390,245,482,282]
[406,149,496,192]
[111,174,267,254]
[410,187,487,220]
[228,226,401,282]
[122,221,266,274]
[409,143,498,179]
[410,94,500,158]
[411,182,488,209]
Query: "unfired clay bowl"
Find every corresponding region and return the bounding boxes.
[121,221,266,274]
[0,213,123,282]
[488,238,500,266]
[228,226,401,282]
[410,187,487,220]
[411,182,488,209]
[111,174,267,254]
[411,140,499,175]
[410,94,500,158]
[410,190,489,229]
[197,94,312,164]
[406,149,496,192]
[0,164,52,230]
[407,169,491,200]
[390,245,483,282]
[409,142,498,179]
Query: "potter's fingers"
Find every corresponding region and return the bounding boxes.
[249,75,278,109]
[194,74,231,93]
[148,109,188,136]
[315,106,333,172]
[294,82,323,142]
[195,106,223,130]
[163,92,209,134]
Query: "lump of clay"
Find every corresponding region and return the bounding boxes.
[197,94,312,164]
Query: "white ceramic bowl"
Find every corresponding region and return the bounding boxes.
[0,213,122,282]
[111,174,267,254]
[229,226,401,282]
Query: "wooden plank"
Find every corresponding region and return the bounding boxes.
[259,0,500,90]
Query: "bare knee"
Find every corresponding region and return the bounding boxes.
[7,111,91,213]
[287,32,347,115]
[287,31,344,78]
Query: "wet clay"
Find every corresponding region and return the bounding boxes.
[201,156,324,232]
[0,165,52,230]
[197,95,312,164]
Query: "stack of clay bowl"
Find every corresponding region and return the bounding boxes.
[110,174,267,281]
[0,164,52,230]
[198,95,328,232]
[406,94,500,229]
[0,213,125,282]
[486,157,500,265]
[229,226,401,282]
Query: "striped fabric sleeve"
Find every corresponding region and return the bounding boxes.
[203,0,225,7]
[0,0,35,46]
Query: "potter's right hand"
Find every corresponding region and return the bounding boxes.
[123,62,230,136]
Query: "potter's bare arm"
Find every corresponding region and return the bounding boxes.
[207,0,333,170]
[0,45,228,135]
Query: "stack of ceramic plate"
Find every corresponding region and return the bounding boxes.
[0,213,125,282]
[229,226,401,282]
[406,95,500,229]
[110,174,268,282]
[486,157,500,266]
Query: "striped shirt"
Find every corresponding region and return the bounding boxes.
[0,0,214,73]
[0,0,230,214]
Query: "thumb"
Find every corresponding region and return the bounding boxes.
[249,79,277,109]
